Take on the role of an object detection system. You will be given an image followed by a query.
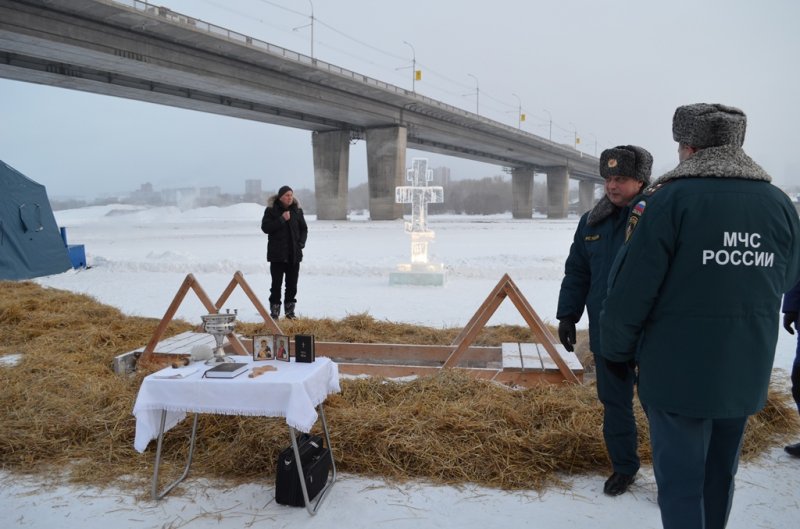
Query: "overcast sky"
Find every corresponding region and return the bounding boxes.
[1,0,798,199]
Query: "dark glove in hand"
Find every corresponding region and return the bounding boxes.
[558,318,576,352]
[784,311,798,334]
[605,359,634,381]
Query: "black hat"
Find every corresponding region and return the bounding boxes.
[277,185,293,199]
[599,145,653,183]
[672,103,746,148]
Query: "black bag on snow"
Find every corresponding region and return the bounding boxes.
[275,433,332,506]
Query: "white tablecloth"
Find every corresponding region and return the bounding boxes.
[132,356,340,453]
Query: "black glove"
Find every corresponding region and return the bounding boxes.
[605,359,636,381]
[558,317,576,352]
[784,311,798,334]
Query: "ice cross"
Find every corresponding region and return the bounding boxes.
[395,158,444,234]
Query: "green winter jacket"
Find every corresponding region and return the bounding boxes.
[600,145,800,418]
[557,196,629,354]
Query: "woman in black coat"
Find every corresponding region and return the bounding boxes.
[261,185,308,319]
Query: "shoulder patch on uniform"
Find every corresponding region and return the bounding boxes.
[624,200,647,243]
[642,184,657,196]
[584,234,600,241]
[643,178,674,196]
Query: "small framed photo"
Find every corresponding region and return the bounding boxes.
[253,335,274,361]
[274,334,290,362]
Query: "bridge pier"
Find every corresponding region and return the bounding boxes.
[366,126,407,220]
[546,166,570,219]
[511,168,534,219]
[578,180,596,214]
[312,130,351,220]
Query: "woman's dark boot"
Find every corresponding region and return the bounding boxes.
[270,303,281,320]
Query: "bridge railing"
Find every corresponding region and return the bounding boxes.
[108,0,588,157]
[113,0,413,93]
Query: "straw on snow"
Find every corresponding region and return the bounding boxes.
[0,281,797,493]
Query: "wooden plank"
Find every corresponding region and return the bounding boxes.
[494,369,583,386]
[535,343,583,373]
[536,342,559,371]
[316,342,500,364]
[336,362,580,387]
[337,364,443,378]
[147,331,256,359]
[553,343,584,372]
[519,342,544,371]
[336,363,500,381]
[501,342,522,369]
[153,331,215,354]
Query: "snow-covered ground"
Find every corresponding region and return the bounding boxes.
[38,204,574,328]
[2,204,798,528]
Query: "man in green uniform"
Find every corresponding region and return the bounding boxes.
[780,280,800,457]
[557,144,653,495]
[600,103,800,529]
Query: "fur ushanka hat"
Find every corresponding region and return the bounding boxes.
[672,103,747,148]
[599,145,653,183]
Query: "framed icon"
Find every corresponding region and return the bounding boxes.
[253,335,274,361]
[274,334,290,362]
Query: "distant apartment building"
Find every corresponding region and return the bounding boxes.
[161,187,197,206]
[244,179,262,202]
[129,182,161,204]
[198,186,221,199]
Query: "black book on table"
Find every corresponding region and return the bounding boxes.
[294,334,315,363]
[203,362,249,379]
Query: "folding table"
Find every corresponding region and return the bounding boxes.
[133,356,340,515]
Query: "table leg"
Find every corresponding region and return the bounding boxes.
[289,402,337,515]
[151,410,199,500]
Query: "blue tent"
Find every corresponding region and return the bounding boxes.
[0,160,72,280]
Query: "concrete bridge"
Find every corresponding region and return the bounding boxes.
[0,0,603,219]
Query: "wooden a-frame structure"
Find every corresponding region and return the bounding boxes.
[136,271,582,386]
[137,271,278,367]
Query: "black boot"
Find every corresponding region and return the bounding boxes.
[785,442,800,457]
[603,472,636,496]
[269,303,280,320]
[284,302,296,320]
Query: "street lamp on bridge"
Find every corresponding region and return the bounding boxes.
[542,108,552,141]
[402,41,418,93]
[466,73,480,115]
[511,93,524,129]
[569,121,580,149]
[292,0,315,59]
